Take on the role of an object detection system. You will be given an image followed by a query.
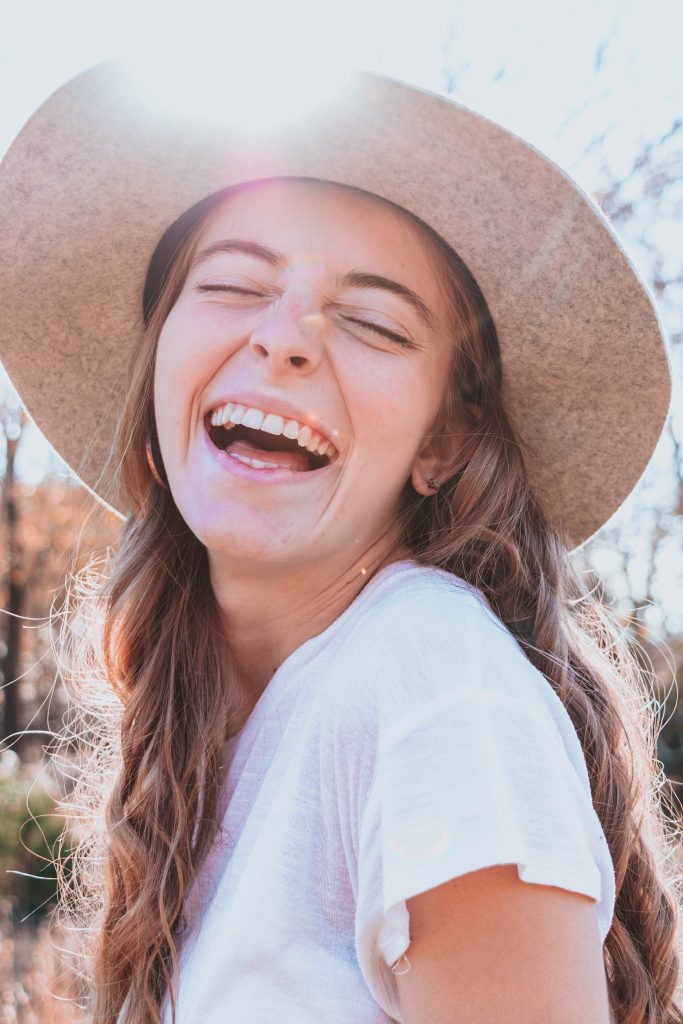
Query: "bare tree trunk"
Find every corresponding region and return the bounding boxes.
[1,412,26,752]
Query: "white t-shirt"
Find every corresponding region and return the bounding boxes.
[142,558,615,1023]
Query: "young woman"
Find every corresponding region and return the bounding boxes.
[0,59,679,1024]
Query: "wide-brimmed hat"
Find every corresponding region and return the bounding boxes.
[0,59,672,549]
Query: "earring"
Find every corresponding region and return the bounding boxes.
[145,433,169,490]
[427,476,439,492]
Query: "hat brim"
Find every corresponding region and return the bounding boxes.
[0,59,672,549]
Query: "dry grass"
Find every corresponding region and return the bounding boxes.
[0,898,85,1024]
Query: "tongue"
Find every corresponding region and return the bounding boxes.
[225,438,313,472]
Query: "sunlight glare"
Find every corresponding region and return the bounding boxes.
[121,35,354,135]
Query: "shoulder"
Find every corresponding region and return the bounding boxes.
[354,562,532,672]
[322,562,552,740]
[341,562,516,655]
[338,561,545,687]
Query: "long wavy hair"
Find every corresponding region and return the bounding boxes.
[52,177,683,1023]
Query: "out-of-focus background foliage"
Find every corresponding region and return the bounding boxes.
[0,0,681,1019]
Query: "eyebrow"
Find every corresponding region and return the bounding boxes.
[191,239,283,271]
[336,270,435,329]
[190,238,436,329]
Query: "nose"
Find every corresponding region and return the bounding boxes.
[248,290,326,372]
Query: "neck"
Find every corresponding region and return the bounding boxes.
[210,542,413,703]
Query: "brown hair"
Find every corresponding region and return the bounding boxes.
[52,178,683,1023]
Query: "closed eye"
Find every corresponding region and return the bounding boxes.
[341,316,416,349]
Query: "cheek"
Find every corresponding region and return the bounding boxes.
[154,304,233,411]
[157,304,211,377]
[351,363,436,467]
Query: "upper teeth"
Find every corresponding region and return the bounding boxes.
[209,403,338,460]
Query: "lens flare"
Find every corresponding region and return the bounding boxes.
[121,37,354,135]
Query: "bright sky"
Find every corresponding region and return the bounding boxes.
[0,0,681,620]
[2,0,679,177]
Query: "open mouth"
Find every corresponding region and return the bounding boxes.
[205,414,334,472]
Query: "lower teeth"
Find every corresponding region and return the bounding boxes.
[229,452,281,470]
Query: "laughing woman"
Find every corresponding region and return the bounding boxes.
[0,61,680,1024]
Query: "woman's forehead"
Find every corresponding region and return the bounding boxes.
[201,176,398,224]
[193,178,448,311]
[200,179,405,240]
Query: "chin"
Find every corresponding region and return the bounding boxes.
[189,514,296,566]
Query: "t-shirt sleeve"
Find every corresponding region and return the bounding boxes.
[336,584,616,1022]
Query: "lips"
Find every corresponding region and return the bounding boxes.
[205,392,336,453]
[204,414,332,471]
[203,415,332,473]
[201,414,335,484]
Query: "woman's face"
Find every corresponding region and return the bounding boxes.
[154,178,457,573]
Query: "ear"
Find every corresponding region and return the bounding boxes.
[410,404,481,497]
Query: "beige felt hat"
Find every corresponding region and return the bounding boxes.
[0,59,672,549]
